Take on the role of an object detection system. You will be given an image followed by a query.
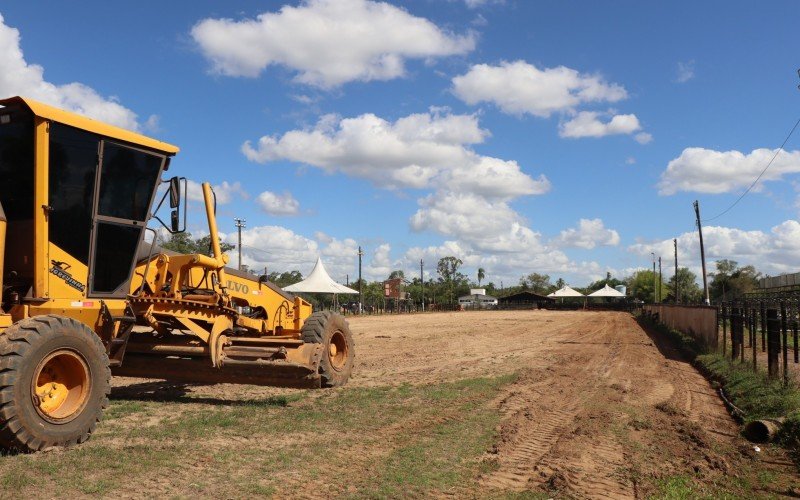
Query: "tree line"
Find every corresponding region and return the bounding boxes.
[158,232,762,306]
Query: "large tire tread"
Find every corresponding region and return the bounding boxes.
[0,315,110,452]
[301,312,355,388]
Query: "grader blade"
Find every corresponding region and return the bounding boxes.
[112,355,323,389]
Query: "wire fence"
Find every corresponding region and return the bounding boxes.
[719,296,800,386]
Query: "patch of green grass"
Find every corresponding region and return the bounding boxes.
[0,468,34,489]
[695,353,800,420]
[1,375,516,498]
[104,400,148,420]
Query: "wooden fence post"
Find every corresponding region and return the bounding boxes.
[767,308,780,379]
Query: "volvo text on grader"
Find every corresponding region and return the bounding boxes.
[0,96,355,452]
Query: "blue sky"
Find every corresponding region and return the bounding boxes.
[2,1,799,287]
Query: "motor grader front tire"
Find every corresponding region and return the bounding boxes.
[0,315,110,452]
[301,312,355,388]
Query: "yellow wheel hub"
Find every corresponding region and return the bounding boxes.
[33,350,91,422]
[328,331,348,371]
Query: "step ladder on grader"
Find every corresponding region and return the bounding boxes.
[0,96,355,452]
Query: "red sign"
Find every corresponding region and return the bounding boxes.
[383,278,403,298]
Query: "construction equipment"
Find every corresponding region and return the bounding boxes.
[0,96,355,452]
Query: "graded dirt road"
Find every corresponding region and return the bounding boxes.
[345,310,797,497]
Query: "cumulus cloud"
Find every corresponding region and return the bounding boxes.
[675,60,695,83]
[242,108,548,199]
[634,132,653,144]
[410,192,546,253]
[559,111,642,139]
[628,220,800,277]
[658,147,800,195]
[553,218,620,249]
[451,61,627,117]
[186,180,249,205]
[191,0,475,88]
[257,190,301,216]
[0,14,150,131]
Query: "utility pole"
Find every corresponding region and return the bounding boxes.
[420,259,424,312]
[346,274,349,286]
[651,252,656,304]
[234,218,246,271]
[658,257,662,303]
[674,238,679,304]
[694,200,711,305]
[357,246,364,313]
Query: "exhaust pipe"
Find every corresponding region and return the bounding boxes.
[743,418,785,443]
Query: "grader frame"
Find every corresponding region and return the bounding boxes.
[0,96,354,452]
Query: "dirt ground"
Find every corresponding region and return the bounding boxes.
[4,310,799,498]
[342,310,800,497]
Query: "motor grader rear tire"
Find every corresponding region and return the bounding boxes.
[301,312,355,388]
[0,315,110,452]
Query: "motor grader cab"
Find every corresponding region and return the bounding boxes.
[0,96,354,452]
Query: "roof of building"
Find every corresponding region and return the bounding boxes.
[497,291,554,303]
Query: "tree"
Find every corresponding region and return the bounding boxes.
[625,270,665,303]
[586,275,624,293]
[160,231,234,257]
[709,260,761,302]
[267,270,303,288]
[555,278,566,289]
[388,270,405,280]
[477,267,485,287]
[519,273,553,294]
[437,256,466,304]
[666,267,702,304]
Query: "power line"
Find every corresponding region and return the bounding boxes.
[702,116,800,223]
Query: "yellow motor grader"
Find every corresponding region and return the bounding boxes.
[0,96,354,452]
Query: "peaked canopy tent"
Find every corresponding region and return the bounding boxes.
[283,257,358,294]
[547,285,585,298]
[588,284,626,298]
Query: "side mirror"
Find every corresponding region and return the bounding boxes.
[170,209,180,232]
[169,176,181,208]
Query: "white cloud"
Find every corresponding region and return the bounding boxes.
[191,0,475,88]
[366,243,396,279]
[225,224,391,282]
[625,157,636,165]
[559,111,642,139]
[463,0,503,7]
[0,14,150,131]
[451,60,627,117]
[628,220,800,277]
[242,108,547,199]
[187,180,249,205]
[553,218,620,249]
[634,132,653,144]
[658,147,800,195]
[257,190,301,216]
[410,192,543,253]
[675,60,695,83]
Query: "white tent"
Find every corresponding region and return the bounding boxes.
[547,285,585,297]
[588,284,626,298]
[283,257,358,294]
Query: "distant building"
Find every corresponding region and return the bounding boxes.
[458,289,498,308]
[497,291,554,309]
